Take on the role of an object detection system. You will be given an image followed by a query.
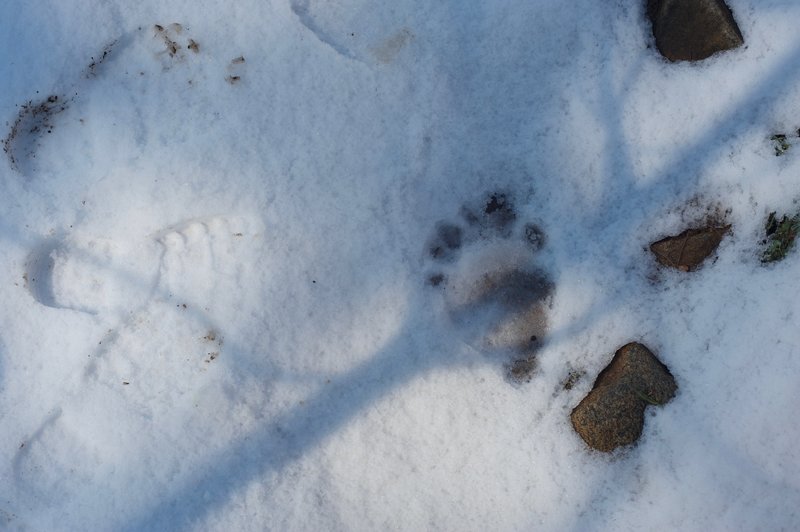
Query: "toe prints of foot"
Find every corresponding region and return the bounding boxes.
[427,192,544,265]
[426,192,553,382]
[154,215,262,306]
[226,55,246,85]
[152,23,197,64]
[150,23,247,85]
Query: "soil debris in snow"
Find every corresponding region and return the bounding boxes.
[3,95,68,171]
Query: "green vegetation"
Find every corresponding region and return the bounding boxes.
[771,134,791,156]
[763,211,800,263]
[636,390,662,406]
[563,369,585,391]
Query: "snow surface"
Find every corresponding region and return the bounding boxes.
[1,0,799,530]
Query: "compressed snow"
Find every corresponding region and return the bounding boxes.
[1,0,799,530]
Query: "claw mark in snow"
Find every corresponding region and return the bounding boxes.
[12,407,64,496]
[24,239,62,310]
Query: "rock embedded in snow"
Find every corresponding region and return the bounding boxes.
[650,225,730,271]
[570,342,677,452]
[647,0,744,62]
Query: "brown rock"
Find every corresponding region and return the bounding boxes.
[650,225,729,271]
[647,0,744,62]
[570,342,677,452]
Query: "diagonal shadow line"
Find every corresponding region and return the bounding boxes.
[0,334,6,405]
[115,6,524,526]
[593,38,800,235]
[562,407,800,531]
[534,42,657,353]
[11,8,799,531]
[543,30,800,524]
[123,20,800,532]
[119,306,456,531]
[597,52,647,210]
[541,40,800,357]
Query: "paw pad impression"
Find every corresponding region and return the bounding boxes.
[427,192,552,382]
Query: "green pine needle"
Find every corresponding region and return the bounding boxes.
[763,212,800,263]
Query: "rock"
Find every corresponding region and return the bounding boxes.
[570,342,677,452]
[647,0,744,62]
[650,225,730,271]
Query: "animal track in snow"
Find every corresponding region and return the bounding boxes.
[288,1,415,65]
[153,215,261,307]
[22,215,259,317]
[151,23,200,66]
[14,215,267,503]
[426,192,553,382]
[290,0,359,61]
[225,55,246,85]
[24,234,161,315]
[79,215,262,396]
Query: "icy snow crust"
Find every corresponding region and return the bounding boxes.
[1,0,799,530]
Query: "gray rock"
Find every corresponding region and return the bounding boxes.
[647,0,744,62]
[570,342,677,452]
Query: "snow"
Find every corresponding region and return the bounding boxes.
[1,0,799,530]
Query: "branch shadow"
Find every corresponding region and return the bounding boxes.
[541,18,800,532]
[544,35,800,358]
[0,335,6,412]
[122,6,800,531]
[119,289,466,531]
[6,3,800,530]
[113,2,580,529]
